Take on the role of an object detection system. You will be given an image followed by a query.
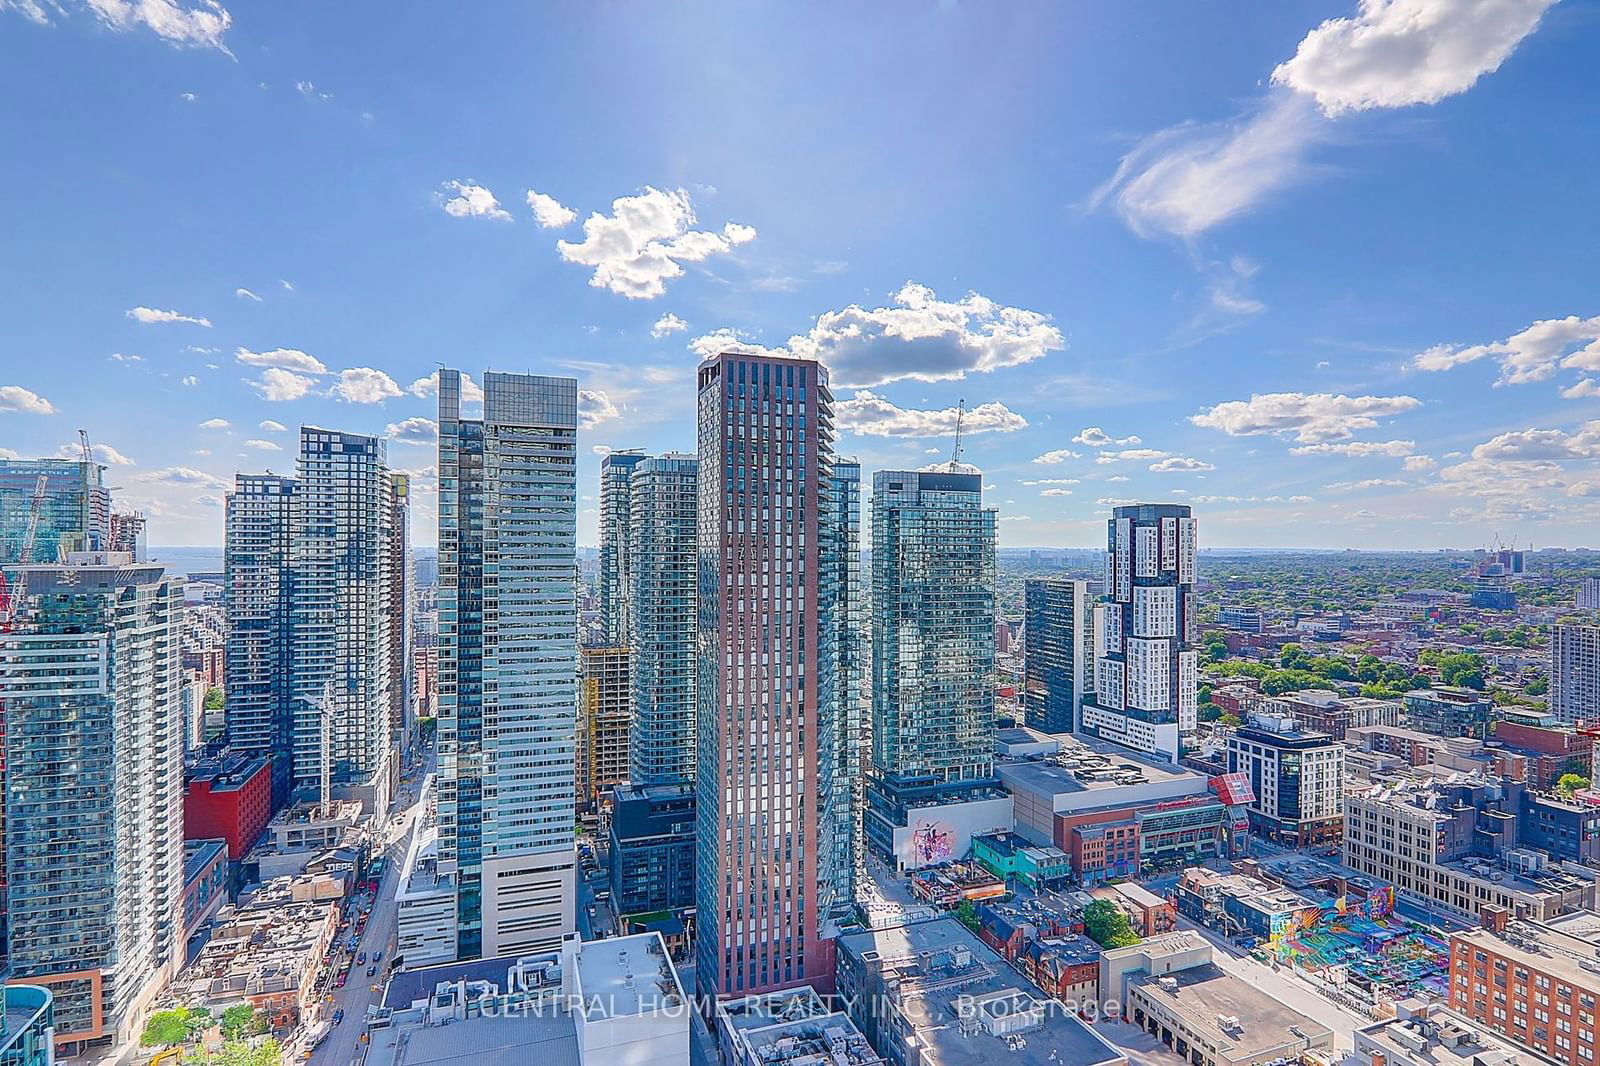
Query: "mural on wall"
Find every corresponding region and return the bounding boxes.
[912,822,953,866]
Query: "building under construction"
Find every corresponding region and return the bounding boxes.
[578,645,631,817]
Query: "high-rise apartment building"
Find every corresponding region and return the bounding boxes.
[1080,503,1198,763]
[1023,577,1094,734]
[822,458,863,894]
[107,511,147,561]
[1577,577,1600,611]
[225,474,298,806]
[628,453,699,787]
[290,427,398,809]
[0,554,185,1053]
[387,472,412,749]
[1551,624,1599,726]
[599,450,648,646]
[0,458,110,564]
[864,466,996,860]
[437,369,579,960]
[578,645,631,815]
[694,351,848,999]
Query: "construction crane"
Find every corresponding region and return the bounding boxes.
[78,428,93,464]
[0,474,49,627]
[309,681,339,816]
[946,398,966,471]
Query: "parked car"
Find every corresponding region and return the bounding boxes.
[335,976,346,989]
[333,1009,345,1025]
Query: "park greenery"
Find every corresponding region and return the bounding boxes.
[182,1037,282,1066]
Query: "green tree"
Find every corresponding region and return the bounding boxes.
[143,1007,205,1048]
[203,687,224,711]
[186,1038,283,1066]
[1219,712,1241,727]
[1525,675,1549,696]
[1199,703,1223,723]
[953,899,981,934]
[1556,774,1590,796]
[1082,899,1140,949]
[220,1005,266,1041]
[1279,643,1307,670]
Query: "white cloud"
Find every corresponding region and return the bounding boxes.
[1032,449,1080,465]
[259,419,287,432]
[1021,478,1080,486]
[1106,475,1130,483]
[1094,498,1141,508]
[526,189,576,228]
[385,417,438,444]
[184,345,219,354]
[280,279,294,292]
[834,390,1028,438]
[1149,456,1215,472]
[409,371,484,406]
[1290,438,1417,457]
[578,389,620,429]
[127,305,211,327]
[557,186,756,299]
[439,180,512,221]
[180,90,196,102]
[235,346,328,374]
[331,368,402,404]
[14,0,235,51]
[651,312,688,338]
[999,515,1031,522]
[1564,379,1600,399]
[110,352,142,362]
[1096,448,1170,464]
[689,282,1063,389]
[1040,488,1073,497]
[686,329,784,362]
[1073,426,1142,447]
[1091,93,1327,239]
[1403,454,1438,471]
[245,438,281,451]
[198,417,229,429]
[251,368,315,402]
[236,287,261,301]
[295,81,331,100]
[181,374,199,386]
[136,466,228,490]
[1096,0,1553,238]
[1326,478,1408,490]
[1414,315,1600,386]
[57,441,133,465]
[1192,392,1420,443]
[0,386,57,414]
[1272,0,1557,115]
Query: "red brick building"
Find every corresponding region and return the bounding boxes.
[184,752,273,860]
[1448,923,1600,1066]
[1493,719,1595,789]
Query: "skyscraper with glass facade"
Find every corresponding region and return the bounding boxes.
[0,556,184,1054]
[290,428,398,809]
[437,369,579,960]
[628,453,698,787]
[1080,502,1198,763]
[694,351,845,999]
[864,466,997,860]
[0,458,110,565]
[1023,578,1094,735]
[225,473,298,806]
[599,450,648,646]
[820,457,863,905]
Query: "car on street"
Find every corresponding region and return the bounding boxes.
[373,950,382,963]
[335,976,346,989]
[333,1009,345,1025]
[357,952,366,964]
[367,965,377,977]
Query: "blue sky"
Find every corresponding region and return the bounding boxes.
[2,0,1598,550]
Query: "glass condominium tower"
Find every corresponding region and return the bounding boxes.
[437,368,579,960]
[1080,502,1198,763]
[599,450,648,645]
[864,466,997,860]
[290,428,398,809]
[628,453,699,787]
[1023,578,1094,735]
[694,351,851,999]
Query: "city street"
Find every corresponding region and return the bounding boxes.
[307,755,432,1066]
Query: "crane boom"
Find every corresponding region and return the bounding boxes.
[1,475,50,625]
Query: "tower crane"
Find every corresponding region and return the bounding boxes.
[947,398,966,471]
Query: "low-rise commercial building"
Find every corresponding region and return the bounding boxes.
[184,752,274,861]
[1124,960,1333,1066]
[1407,688,1495,739]
[608,783,696,923]
[970,832,1072,891]
[181,839,229,945]
[716,987,881,1066]
[835,917,1127,1066]
[367,931,689,1066]
[1352,999,1559,1066]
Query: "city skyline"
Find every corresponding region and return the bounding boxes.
[4,3,1600,552]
